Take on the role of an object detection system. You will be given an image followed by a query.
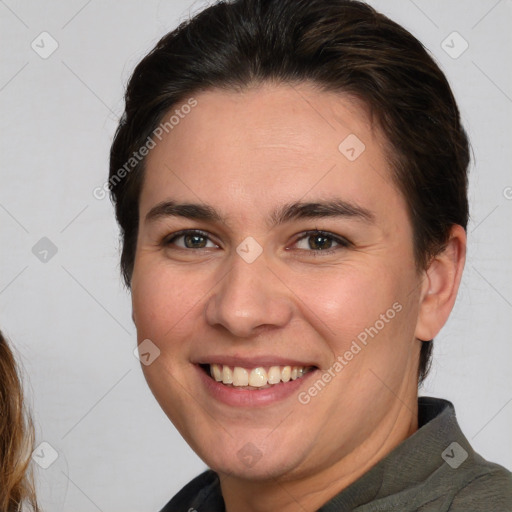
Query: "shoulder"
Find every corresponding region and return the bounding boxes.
[158,470,223,512]
[393,397,512,511]
[447,462,512,511]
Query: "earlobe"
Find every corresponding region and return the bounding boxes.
[415,225,466,342]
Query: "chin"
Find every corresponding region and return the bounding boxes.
[199,439,309,482]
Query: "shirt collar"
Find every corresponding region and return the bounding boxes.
[319,397,462,510]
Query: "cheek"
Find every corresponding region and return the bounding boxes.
[293,265,400,340]
[131,259,200,343]
[292,263,419,385]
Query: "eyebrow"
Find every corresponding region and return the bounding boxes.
[145,198,376,227]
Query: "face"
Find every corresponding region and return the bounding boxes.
[131,83,425,482]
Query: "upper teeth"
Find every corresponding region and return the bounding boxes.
[209,364,309,387]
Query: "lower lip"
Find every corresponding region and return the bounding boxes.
[195,365,318,407]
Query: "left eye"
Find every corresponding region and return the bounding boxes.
[293,230,350,252]
[164,230,218,249]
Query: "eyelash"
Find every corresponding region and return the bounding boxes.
[162,229,351,254]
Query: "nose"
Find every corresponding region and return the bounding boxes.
[204,250,294,338]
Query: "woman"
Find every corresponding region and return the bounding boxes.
[0,331,40,512]
[109,0,512,510]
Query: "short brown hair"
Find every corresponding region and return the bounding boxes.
[109,0,470,383]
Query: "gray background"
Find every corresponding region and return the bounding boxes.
[1,0,511,510]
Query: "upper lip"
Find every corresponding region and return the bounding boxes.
[193,355,317,369]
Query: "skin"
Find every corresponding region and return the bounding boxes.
[130,82,466,512]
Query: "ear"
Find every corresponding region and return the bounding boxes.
[415,224,466,342]
[131,291,137,326]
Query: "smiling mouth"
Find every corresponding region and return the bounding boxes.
[200,363,316,390]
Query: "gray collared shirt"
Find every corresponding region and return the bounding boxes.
[160,397,512,511]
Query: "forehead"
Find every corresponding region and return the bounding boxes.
[140,83,405,229]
